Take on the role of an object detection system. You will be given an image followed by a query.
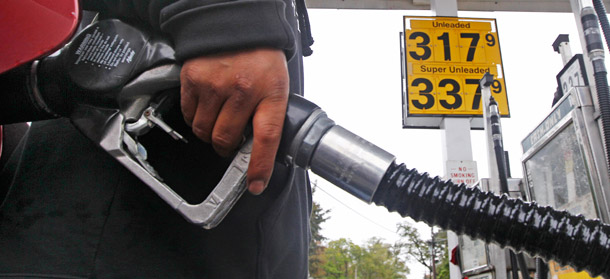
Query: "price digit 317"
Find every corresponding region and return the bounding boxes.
[408,31,496,62]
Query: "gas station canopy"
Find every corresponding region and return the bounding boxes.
[306,0,610,13]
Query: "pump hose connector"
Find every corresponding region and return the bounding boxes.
[582,7,606,64]
[372,163,610,278]
[582,7,610,179]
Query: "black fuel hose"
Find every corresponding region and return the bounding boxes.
[582,7,610,177]
[490,96,532,279]
[489,96,510,194]
[371,164,610,278]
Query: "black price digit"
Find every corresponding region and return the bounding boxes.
[408,32,432,61]
[411,77,500,112]
[439,79,462,109]
[411,78,435,109]
[460,33,480,61]
[492,80,502,93]
[485,34,496,47]
[437,32,451,61]
[465,79,482,110]
[573,72,581,86]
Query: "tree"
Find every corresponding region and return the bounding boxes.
[309,184,331,277]
[358,238,409,279]
[310,187,331,250]
[323,238,356,279]
[321,238,409,279]
[433,231,449,279]
[396,222,431,272]
[396,222,448,279]
[436,252,450,279]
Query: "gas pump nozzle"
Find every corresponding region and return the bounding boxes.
[81,82,394,229]
[32,19,394,229]
[69,63,256,230]
[69,62,393,229]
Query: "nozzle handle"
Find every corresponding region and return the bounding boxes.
[69,63,252,229]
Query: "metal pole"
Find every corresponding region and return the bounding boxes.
[431,227,437,279]
[429,3,474,279]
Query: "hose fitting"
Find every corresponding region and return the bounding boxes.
[582,7,605,64]
[282,95,395,203]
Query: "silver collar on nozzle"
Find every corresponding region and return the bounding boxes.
[285,106,395,203]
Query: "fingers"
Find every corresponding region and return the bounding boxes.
[180,61,223,143]
[210,86,256,157]
[179,48,289,195]
[247,90,288,195]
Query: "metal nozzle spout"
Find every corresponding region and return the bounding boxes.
[310,125,395,202]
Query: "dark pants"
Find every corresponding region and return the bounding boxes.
[0,104,311,278]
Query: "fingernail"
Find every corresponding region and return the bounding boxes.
[249,180,266,195]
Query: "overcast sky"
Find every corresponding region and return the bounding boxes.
[302,8,583,278]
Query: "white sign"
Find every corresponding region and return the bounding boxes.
[446,160,478,185]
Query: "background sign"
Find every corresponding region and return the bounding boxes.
[403,16,509,117]
[521,95,575,153]
[556,54,589,95]
[446,160,478,185]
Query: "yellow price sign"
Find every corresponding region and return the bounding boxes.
[403,16,509,117]
[548,261,601,279]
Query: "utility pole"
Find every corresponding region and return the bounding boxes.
[430,227,437,279]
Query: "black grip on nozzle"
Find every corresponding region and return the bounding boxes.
[373,163,610,278]
[277,94,320,164]
[36,55,73,116]
[0,63,49,124]
[0,55,72,124]
[5,19,179,124]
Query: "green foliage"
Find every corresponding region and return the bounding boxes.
[357,238,409,279]
[323,238,356,279]
[307,185,410,279]
[433,230,449,279]
[318,238,409,279]
[436,253,450,279]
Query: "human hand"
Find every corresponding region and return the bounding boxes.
[180,48,289,195]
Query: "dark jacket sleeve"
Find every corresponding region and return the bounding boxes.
[81,0,297,61]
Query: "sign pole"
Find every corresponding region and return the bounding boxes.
[402,2,508,278]
[428,3,477,279]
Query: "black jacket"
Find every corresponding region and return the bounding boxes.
[0,1,313,278]
[82,0,313,60]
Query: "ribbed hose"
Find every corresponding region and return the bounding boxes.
[491,97,531,279]
[582,7,610,178]
[372,163,610,278]
[594,69,610,177]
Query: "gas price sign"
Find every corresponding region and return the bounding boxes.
[403,16,509,117]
